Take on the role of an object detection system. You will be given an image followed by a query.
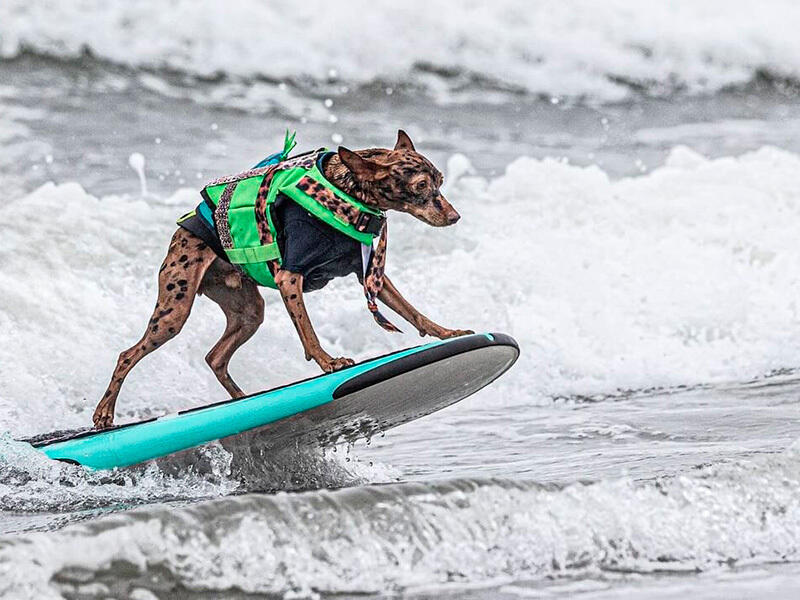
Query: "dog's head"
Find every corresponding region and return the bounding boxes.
[337,130,460,227]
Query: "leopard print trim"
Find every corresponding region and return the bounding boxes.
[255,169,281,277]
[277,151,320,171]
[296,176,361,223]
[214,182,238,249]
[362,224,400,332]
[255,169,277,246]
[205,148,322,188]
[205,166,274,188]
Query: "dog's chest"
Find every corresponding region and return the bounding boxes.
[274,195,363,292]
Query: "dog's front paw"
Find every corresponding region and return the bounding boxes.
[92,403,115,430]
[436,328,474,340]
[320,356,356,373]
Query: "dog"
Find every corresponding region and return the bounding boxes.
[92,130,472,429]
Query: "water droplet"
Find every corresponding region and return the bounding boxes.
[128,153,148,196]
[324,98,333,108]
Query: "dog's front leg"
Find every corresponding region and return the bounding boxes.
[378,275,473,339]
[274,270,355,372]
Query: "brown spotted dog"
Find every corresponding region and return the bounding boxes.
[92,130,472,428]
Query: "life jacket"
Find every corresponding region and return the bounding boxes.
[186,142,384,289]
[178,133,401,332]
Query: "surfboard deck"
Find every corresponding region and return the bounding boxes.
[22,332,519,470]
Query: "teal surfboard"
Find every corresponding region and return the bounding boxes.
[23,332,519,470]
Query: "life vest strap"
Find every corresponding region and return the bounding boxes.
[224,242,281,265]
[353,211,385,235]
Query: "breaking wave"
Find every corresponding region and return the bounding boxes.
[2,0,800,103]
[2,442,800,598]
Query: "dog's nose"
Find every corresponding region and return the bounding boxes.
[446,210,460,224]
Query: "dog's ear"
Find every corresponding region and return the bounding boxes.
[338,147,384,179]
[394,129,415,152]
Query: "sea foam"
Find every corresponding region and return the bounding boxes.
[1,145,800,438]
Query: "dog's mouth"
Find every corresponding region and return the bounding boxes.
[424,213,460,227]
[406,199,461,227]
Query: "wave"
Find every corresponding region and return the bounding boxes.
[2,145,800,441]
[2,0,800,103]
[2,442,800,598]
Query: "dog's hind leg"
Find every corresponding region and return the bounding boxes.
[92,228,218,429]
[198,261,265,398]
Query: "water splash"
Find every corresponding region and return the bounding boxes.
[128,152,147,197]
[0,433,394,521]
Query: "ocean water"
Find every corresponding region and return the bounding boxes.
[2,2,800,598]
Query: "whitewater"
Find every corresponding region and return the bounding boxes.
[3,0,800,102]
[4,1,800,598]
[3,146,800,431]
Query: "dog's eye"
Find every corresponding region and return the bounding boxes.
[414,181,429,194]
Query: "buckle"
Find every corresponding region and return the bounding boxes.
[354,211,384,235]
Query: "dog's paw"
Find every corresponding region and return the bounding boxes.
[92,404,115,429]
[92,415,115,430]
[320,356,356,373]
[437,328,474,339]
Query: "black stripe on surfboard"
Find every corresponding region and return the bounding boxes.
[332,332,519,399]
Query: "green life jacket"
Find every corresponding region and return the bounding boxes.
[198,148,385,289]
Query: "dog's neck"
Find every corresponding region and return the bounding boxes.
[322,149,391,208]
